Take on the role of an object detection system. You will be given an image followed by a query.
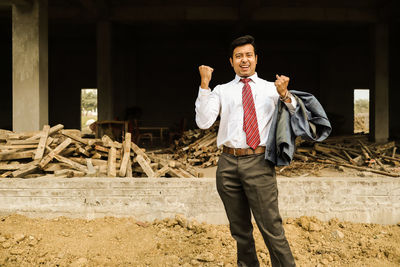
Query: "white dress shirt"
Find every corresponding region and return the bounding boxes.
[195,73,297,149]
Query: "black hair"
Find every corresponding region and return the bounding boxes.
[229,35,257,58]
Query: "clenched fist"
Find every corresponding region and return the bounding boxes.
[199,65,214,89]
[275,74,290,97]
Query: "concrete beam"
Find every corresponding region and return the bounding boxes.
[12,0,48,132]
[78,0,108,19]
[97,20,114,121]
[0,0,32,6]
[238,0,261,22]
[48,6,378,22]
[253,7,377,22]
[114,6,377,22]
[378,0,398,21]
[373,23,389,143]
[78,0,97,14]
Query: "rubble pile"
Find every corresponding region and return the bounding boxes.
[292,135,400,177]
[0,125,203,178]
[172,126,400,177]
[2,124,398,178]
[172,123,221,168]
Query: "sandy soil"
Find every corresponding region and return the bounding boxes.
[0,214,399,267]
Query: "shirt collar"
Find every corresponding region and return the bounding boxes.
[234,72,259,84]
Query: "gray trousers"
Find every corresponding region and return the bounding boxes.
[216,152,296,267]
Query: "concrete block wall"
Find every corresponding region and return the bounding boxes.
[0,177,399,225]
[277,178,400,225]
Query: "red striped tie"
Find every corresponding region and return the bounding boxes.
[241,78,260,150]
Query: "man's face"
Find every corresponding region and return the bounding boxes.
[230,43,258,77]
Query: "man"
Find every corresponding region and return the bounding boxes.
[195,35,296,267]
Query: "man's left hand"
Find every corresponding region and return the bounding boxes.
[274,74,290,97]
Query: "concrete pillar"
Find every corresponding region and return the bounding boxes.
[373,23,389,143]
[97,21,114,121]
[12,0,48,131]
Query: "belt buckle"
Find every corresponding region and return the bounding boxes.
[233,148,237,156]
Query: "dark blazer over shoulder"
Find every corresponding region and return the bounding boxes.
[265,90,332,166]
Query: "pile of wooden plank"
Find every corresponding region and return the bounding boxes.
[172,125,400,177]
[0,125,203,178]
[172,123,221,168]
[293,135,400,177]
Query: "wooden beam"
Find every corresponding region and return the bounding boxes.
[0,150,35,161]
[118,133,131,177]
[7,139,39,145]
[54,155,88,173]
[167,167,188,178]
[0,171,13,178]
[154,165,170,178]
[54,169,85,178]
[11,160,39,178]
[6,131,40,140]
[27,124,63,141]
[12,165,38,178]
[42,163,69,172]
[75,144,90,157]
[101,135,122,149]
[0,163,24,171]
[38,138,72,168]
[34,125,50,160]
[61,130,88,145]
[0,144,38,150]
[136,155,154,177]
[131,142,151,163]
[126,157,133,178]
[107,146,117,177]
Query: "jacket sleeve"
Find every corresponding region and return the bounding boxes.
[290,92,332,142]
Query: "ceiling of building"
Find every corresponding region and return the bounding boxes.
[0,0,398,22]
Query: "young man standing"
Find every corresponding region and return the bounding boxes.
[195,35,296,267]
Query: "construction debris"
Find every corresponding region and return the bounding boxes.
[172,124,399,177]
[172,122,222,168]
[0,125,203,179]
[2,124,399,178]
[285,135,400,177]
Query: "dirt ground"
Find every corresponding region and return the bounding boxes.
[0,214,399,267]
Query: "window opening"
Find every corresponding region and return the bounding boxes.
[81,88,98,135]
[354,89,369,134]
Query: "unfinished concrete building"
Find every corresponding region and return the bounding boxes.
[0,0,399,143]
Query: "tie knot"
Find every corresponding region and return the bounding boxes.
[240,78,251,84]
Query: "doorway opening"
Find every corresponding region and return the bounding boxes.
[354,89,369,134]
[81,89,98,135]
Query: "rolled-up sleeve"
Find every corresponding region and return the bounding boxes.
[195,86,221,129]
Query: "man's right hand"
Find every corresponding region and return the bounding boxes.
[199,65,214,89]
